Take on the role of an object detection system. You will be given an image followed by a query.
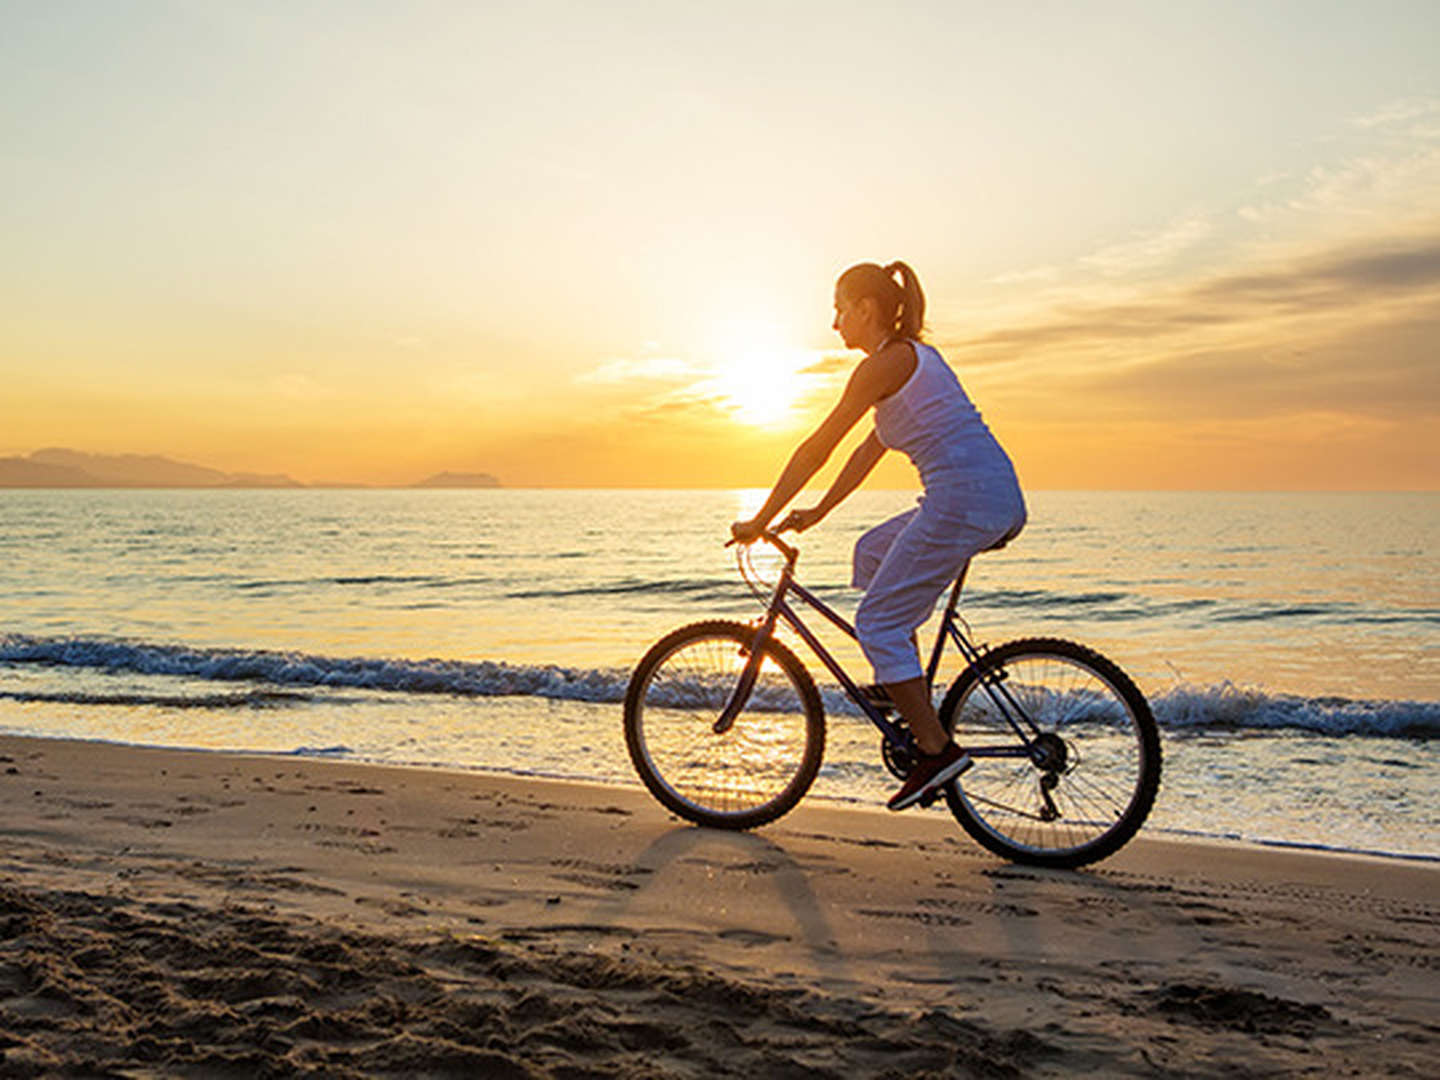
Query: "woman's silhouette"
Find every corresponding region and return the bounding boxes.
[732,261,1025,810]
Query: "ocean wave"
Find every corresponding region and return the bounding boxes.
[0,634,631,704]
[963,589,1438,627]
[968,588,1130,609]
[818,679,1437,738]
[200,571,1440,630]
[0,688,313,710]
[2,633,1435,738]
[1151,683,1439,739]
[503,577,736,600]
[816,680,1437,738]
[233,574,490,591]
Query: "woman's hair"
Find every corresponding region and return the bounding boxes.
[837,261,926,342]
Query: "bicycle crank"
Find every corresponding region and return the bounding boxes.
[880,728,918,780]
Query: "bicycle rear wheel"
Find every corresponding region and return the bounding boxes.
[624,620,825,830]
[938,638,1161,868]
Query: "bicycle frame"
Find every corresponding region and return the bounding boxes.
[718,532,1043,762]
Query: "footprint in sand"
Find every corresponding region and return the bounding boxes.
[103,814,174,829]
[856,907,973,928]
[51,796,115,811]
[295,822,383,838]
[546,858,653,893]
[436,816,532,838]
[354,895,427,918]
[917,896,1039,919]
[718,928,789,947]
[314,839,397,855]
[1135,982,1345,1037]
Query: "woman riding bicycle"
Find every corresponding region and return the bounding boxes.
[731,261,1026,811]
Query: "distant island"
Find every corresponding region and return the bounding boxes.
[412,471,501,489]
[0,449,501,489]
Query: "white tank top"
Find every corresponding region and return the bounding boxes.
[872,341,1019,495]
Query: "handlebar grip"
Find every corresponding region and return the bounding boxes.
[726,527,797,562]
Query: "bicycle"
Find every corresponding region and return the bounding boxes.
[623,528,1161,868]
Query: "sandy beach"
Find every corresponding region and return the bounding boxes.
[1,734,1435,1078]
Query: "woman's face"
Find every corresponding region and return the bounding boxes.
[832,288,872,350]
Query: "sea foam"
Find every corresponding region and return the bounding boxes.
[3,633,1435,738]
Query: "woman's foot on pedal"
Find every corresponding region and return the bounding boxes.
[887,742,972,811]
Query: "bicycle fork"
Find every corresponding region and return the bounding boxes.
[713,609,781,735]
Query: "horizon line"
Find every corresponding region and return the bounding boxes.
[2,484,1436,495]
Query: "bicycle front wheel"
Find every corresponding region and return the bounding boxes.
[938,638,1161,868]
[624,620,824,830]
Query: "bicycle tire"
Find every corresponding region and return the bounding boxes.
[938,637,1161,868]
[624,620,825,830]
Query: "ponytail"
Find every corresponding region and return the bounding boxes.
[884,261,926,341]
[836,260,927,342]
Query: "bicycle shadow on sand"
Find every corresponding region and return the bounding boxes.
[558,817,1135,995]
[589,823,1210,999]
[572,823,856,986]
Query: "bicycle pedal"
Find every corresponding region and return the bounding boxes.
[918,789,941,809]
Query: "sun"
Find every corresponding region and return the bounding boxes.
[703,321,814,427]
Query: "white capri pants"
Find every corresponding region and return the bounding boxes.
[852,488,1025,684]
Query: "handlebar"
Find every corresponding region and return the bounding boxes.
[726,526,799,565]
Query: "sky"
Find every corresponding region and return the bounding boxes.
[3,1,1438,489]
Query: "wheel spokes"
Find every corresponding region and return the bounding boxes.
[944,644,1157,863]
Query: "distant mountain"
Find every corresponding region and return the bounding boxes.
[0,448,504,489]
[30,448,231,486]
[0,449,303,488]
[221,471,305,489]
[412,471,502,489]
[0,457,101,487]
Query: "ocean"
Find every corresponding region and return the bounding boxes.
[1,488,1435,860]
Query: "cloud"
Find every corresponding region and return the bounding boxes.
[1077,216,1214,277]
[1082,308,1440,422]
[951,226,1440,438]
[797,352,852,376]
[626,395,729,423]
[958,227,1440,358]
[1350,96,1440,139]
[1292,151,1440,217]
[988,265,1062,286]
[577,354,697,385]
[1237,98,1440,229]
[580,342,840,432]
[579,350,737,424]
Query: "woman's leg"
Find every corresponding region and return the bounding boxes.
[855,508,1004,753]
[856,493,1027,808]
[851,508,917,590]
[883,676,949,755]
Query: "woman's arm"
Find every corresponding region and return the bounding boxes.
[732,348,906,542]
[778,430,886,533]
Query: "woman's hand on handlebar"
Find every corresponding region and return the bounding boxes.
[776,506,826,534]
[730,517,767,545]
[730,506,824,546]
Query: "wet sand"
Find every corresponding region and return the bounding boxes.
[1,733,1435,1077]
